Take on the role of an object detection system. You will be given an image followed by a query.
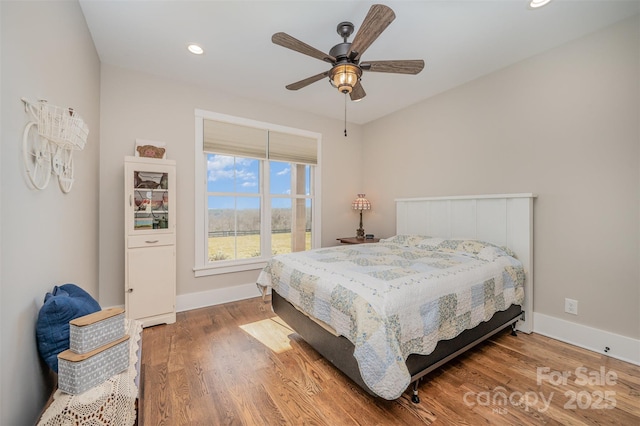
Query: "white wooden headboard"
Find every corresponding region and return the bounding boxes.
[396,193,536,333]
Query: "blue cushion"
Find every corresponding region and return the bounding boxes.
[36,284,101,372]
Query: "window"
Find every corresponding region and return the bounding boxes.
[194,110,321,276]
[206,155,262,261]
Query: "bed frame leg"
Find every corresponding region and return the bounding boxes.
[256,284,268,302]
[411,379,421,404]
[511,322,518,336]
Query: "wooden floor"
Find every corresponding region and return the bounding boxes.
[140,297,640,425]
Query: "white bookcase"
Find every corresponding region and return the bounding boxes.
[124,156,176,327]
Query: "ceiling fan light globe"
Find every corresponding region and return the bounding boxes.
[330,63,361,95]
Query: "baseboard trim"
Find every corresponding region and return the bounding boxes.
[533,312,640,366]
[176,282,263,313]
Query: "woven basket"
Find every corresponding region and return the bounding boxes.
[36,101,89,150]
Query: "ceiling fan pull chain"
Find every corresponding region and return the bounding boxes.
[344,93,348,137]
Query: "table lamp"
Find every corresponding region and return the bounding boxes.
[352,194,371,239]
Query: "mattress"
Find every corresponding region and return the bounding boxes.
[257,235,525,399]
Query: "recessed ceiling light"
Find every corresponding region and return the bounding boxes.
[529,0,552,8]
[188,44,204,55]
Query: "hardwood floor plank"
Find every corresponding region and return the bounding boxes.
[143,364,172,424]
[141,297,640,425]
[260,366,328,424]
[170,368,196,424]
[224,382,285,425]
[201,368,243,425]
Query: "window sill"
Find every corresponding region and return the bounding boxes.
[193,259,268,277]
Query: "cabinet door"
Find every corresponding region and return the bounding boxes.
[125,158,175,235]
[126,245,175,321]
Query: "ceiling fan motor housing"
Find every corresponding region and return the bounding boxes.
[329,42,356,62]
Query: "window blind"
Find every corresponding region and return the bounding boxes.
[203,120,267,159]
[268,131,318,165]
[203,119,318,165]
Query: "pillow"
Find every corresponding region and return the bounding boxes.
[379,234,431,246]
[416,238,516,261]
[413,237,446,249]
[36,284,101,372]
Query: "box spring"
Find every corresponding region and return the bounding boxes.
[272,290,522,398]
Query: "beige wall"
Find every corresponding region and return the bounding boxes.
[98,64,364,307]
[1,3,637,423]
[363,16,639,339]
[0,1,101,424]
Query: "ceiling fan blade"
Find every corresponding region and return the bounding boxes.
[285,71,330,91]
[360,60,425,74]
[348,4,396,61]
[350,81,366,101]
[272,32,335,63]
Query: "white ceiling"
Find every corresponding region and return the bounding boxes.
[79,0,639,125]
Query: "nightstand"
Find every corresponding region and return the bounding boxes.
[337,237,380,244]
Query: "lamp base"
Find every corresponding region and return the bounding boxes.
[356,209,365,239]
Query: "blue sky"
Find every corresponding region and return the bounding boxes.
[207,154,308,209]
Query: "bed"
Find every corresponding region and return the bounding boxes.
[257,194,535,402]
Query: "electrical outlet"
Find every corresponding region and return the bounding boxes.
[565,298,578,315]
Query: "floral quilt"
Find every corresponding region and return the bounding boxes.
[256,235,525,400]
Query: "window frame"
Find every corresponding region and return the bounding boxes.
[193,109,322,277]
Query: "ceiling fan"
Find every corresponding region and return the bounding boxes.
[272,4,425,102]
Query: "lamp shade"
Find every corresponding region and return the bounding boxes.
[352,194,371,211]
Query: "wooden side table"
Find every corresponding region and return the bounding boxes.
[337,237,380,244]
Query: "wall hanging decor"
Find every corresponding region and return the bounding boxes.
[134,139,166,159]
[21,98,89,193]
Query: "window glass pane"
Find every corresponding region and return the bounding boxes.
[305,165,311,196]
[269,161,291,195]
[294,198,311,252]
[293,164,311,196]
[269,197,312,254]
[207,154,259,194]
[236,197,261,259]
[208,196,261,261]
[208,196,234,261]
[271,198,291,255]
